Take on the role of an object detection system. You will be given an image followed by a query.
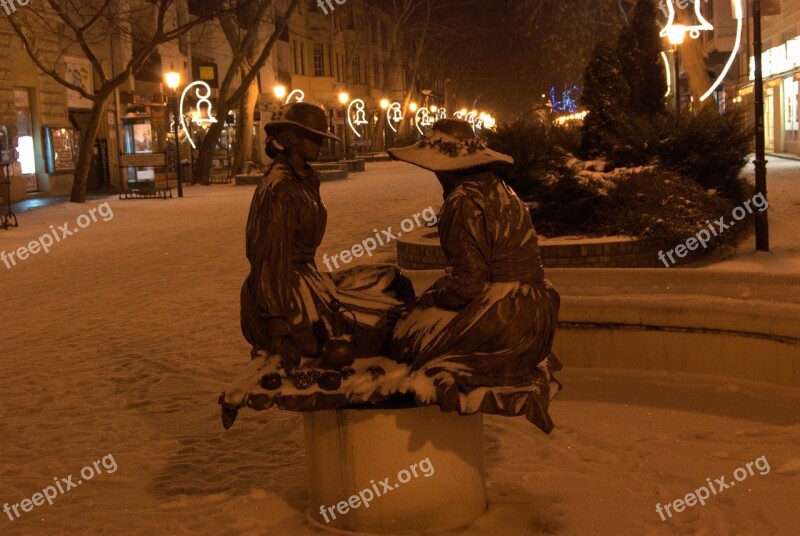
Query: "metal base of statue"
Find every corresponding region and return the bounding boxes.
[304,405,486,534]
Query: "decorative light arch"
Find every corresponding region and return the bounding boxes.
[659,0,743,102]
[659,0,713,40]
[180,81,218,150]
[286,89,305,103]
[387,102,403,133]
[661,51,672,98]
[347,99,368,138]
[415,107,433,136]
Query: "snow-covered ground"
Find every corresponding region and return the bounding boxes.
[693,156,800,273]
[1,161,798,535]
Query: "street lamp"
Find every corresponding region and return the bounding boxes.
[338,92,349,158]
[752,0,769,251]
[165,64,184,198]
[409,102,418,112]
[667,24,686,112]
[380,99,390,150]
[274,84,287,104]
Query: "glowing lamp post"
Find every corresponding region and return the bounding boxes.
[667,24,686,112]
[165,65,184,198]
[338,92,349,158]
[380,99,390,150]
[752,0,769,251]
[274,84,287,105]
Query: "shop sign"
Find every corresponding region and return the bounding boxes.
[750,37,800,80]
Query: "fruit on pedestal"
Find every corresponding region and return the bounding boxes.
[290,365,322,390]
[318,371,343,391]
[260,373,283,391]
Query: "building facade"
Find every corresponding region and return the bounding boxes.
[0,0,410,202]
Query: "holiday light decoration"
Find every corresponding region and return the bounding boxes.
[661,51,672,97]
[437,107,447,120]
[659,0,743,102]
[415,107,433,136]
[347,98,368,138]
[387,102,403,133]
[286,89,305,103]
[180,81,218,150]
[549,85,580,113]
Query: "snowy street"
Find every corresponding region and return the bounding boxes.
[1,161,799,535]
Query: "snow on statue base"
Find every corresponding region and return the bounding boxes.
[219,352,561,432]
[304,406,486,534]
[218,352,559,532]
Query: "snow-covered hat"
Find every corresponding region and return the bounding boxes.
[266,102,340,142]
[388,119,513,172]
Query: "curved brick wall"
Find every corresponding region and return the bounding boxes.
[396,232,705,270]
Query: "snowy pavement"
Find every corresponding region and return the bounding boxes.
[1,162,799,535]
[693,156,800,272]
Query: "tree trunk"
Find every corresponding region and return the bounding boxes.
[70,93,110,203]
[194,119,226,185]
[371,111,386,151]
[233,77,259,174]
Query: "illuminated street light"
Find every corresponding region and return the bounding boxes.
[380,98,390,110]
[338,93,350,158]
[274,84,287,102]
[666,24,687,46]
[164,64,183,198]
[409,102,418,112]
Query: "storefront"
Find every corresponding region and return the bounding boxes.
[747,37,800,156]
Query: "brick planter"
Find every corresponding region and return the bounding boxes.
[396,232,705,270]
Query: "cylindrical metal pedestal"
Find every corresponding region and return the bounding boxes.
[305,405,486,534]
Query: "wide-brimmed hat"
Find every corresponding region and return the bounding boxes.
[265,101,340,142]
[388,119,513,172]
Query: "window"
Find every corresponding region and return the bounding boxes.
[13,89,35,176]
[352,56,361,84]
[785,77,799,143]
[300,41,306,75]
[314,43,325,76]
[293,40,299,74]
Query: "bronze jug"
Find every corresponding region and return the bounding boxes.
[320,298,358,371]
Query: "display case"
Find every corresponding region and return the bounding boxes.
[42,127,77,174]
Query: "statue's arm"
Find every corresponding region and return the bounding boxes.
[255,181,295,338]
[427,196,488,310]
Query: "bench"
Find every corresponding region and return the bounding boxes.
[119,153,172,200]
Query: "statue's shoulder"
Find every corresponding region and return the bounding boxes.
[258,161,297,196]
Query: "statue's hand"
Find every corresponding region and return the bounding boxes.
[388,301,415,321]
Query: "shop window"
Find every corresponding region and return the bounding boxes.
[784,77,799,143]
[14,89,37,185]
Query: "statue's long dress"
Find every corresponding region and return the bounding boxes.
[240,155,411,358]
[390,172,562,389]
